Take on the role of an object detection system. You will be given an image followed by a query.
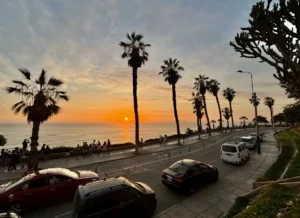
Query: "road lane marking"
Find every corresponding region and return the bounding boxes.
[55,211,71,218]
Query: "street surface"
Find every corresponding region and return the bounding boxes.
[18,128,278,218]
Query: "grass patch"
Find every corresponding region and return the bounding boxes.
[235,184,297,218]
[256,130,294,182]
[284,129,300,178]
[225,196,250,218]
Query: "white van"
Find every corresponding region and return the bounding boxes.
[221,142,250,165]
[240,136,256,149]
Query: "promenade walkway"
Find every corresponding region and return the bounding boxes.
[0,131,227,183]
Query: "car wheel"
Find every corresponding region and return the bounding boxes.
[8,202,23,214]
[186,186,195,196]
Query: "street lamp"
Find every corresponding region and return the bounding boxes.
[237,70,261,154]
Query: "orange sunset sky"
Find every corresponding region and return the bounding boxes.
[0,0,295,125]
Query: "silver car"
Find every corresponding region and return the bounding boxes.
[241,136,256,149]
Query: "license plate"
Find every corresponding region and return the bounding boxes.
[226,153,233,156]
[167,176,172,182]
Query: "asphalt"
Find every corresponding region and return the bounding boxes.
[16,128,279,218]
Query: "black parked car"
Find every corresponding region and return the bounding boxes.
[72,176,157,218]
[0,212,20,218]
[162,159,219,195]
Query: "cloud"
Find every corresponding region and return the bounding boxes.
[0,0,296,123]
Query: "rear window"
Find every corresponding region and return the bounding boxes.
[222,145,237,153]
[169,162,189,175]
[241,138,252,142]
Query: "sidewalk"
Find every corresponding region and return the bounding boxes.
[154,131,280,218]
[0,132,224,183]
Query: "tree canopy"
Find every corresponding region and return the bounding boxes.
[283,102,300,124]
[0,135,7,146]
[253,115,268,124]
[230,0,300,99]
[274,112,285,124]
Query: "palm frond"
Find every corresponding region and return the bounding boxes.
[38,69,47,86]
[119,41,129,48]
[48,77,64,87]
[12,80,26,86]
[22,105,31,116]
[6,87,22,94]
[58,95,69,101]
[18,68,31,80]
[12,101,25,110]
[13,102,26,114]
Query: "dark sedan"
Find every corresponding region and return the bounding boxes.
[162,159,218,195]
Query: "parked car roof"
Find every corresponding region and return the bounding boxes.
[79,176,131,197]
[241,136,252,139]
[38,168,79,179]
[172,159,201,167]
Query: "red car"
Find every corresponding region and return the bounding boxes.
[0,168,98,214]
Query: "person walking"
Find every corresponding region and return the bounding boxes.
[107,139,111,155]
[44,145,50,161]
[22,139,29,152]
[103,141,107,156]
[163,135,168,146]
[10,150,17,171]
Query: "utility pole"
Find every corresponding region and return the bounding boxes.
[253,92,260,154]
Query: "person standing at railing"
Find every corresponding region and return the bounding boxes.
[107,139,111,155]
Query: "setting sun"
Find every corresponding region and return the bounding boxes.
[124,117,128,121]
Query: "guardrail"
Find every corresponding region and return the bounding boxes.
[94,133,236,177]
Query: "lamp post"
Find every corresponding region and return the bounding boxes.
[237,70,261,154]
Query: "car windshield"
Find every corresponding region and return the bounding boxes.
[169,162,189,175]
[5,174,37,191]
[222,145,237,153]
[126,178,146,193]
[241,138,252,142]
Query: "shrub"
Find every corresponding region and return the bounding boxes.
[225,196,250,218]
[235,184,296,218]
[0,135,7,146]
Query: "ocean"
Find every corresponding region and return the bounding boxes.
[0,122,197,150]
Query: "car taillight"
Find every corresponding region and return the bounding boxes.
[162,171,166,176]
[176,178,183,183]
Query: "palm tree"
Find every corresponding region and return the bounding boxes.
[222,107,231,129]
[119,32,151,153]
[207,79,222,132]
[249,96,260,106]
[194,75,211,136]
[6,69,69,169]
[211,120,216,129]
[239,116,248,128]
[264,97,275,130]
[159,58,184,145]
[189,92,204,139]
[223,88,236,131]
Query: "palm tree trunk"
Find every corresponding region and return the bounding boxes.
[227,120,229,129]
[243,120,246,128]
[216,96,222,132]
[132,67,139,153]
[202,95,211,136]
[172,84,181,144]
[199,117,203,135]
[271,107,274,130]
[30,121,40,170]
[197,117,201,140]
[229,101,234,131]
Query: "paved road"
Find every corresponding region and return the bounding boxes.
[22,128,276,218]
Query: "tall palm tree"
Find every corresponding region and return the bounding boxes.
[211,120,216,129]
[159,58,184,145]
[222,107,231,129]
[119,32,151,153]
[264,97,275,130]
[207,79,222,132]
[239,116,248,128]
[189,92,204,140]
[6,69,69,169]
[223,88,236,131]
[249,96,260,106]
[194,75,211,136]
